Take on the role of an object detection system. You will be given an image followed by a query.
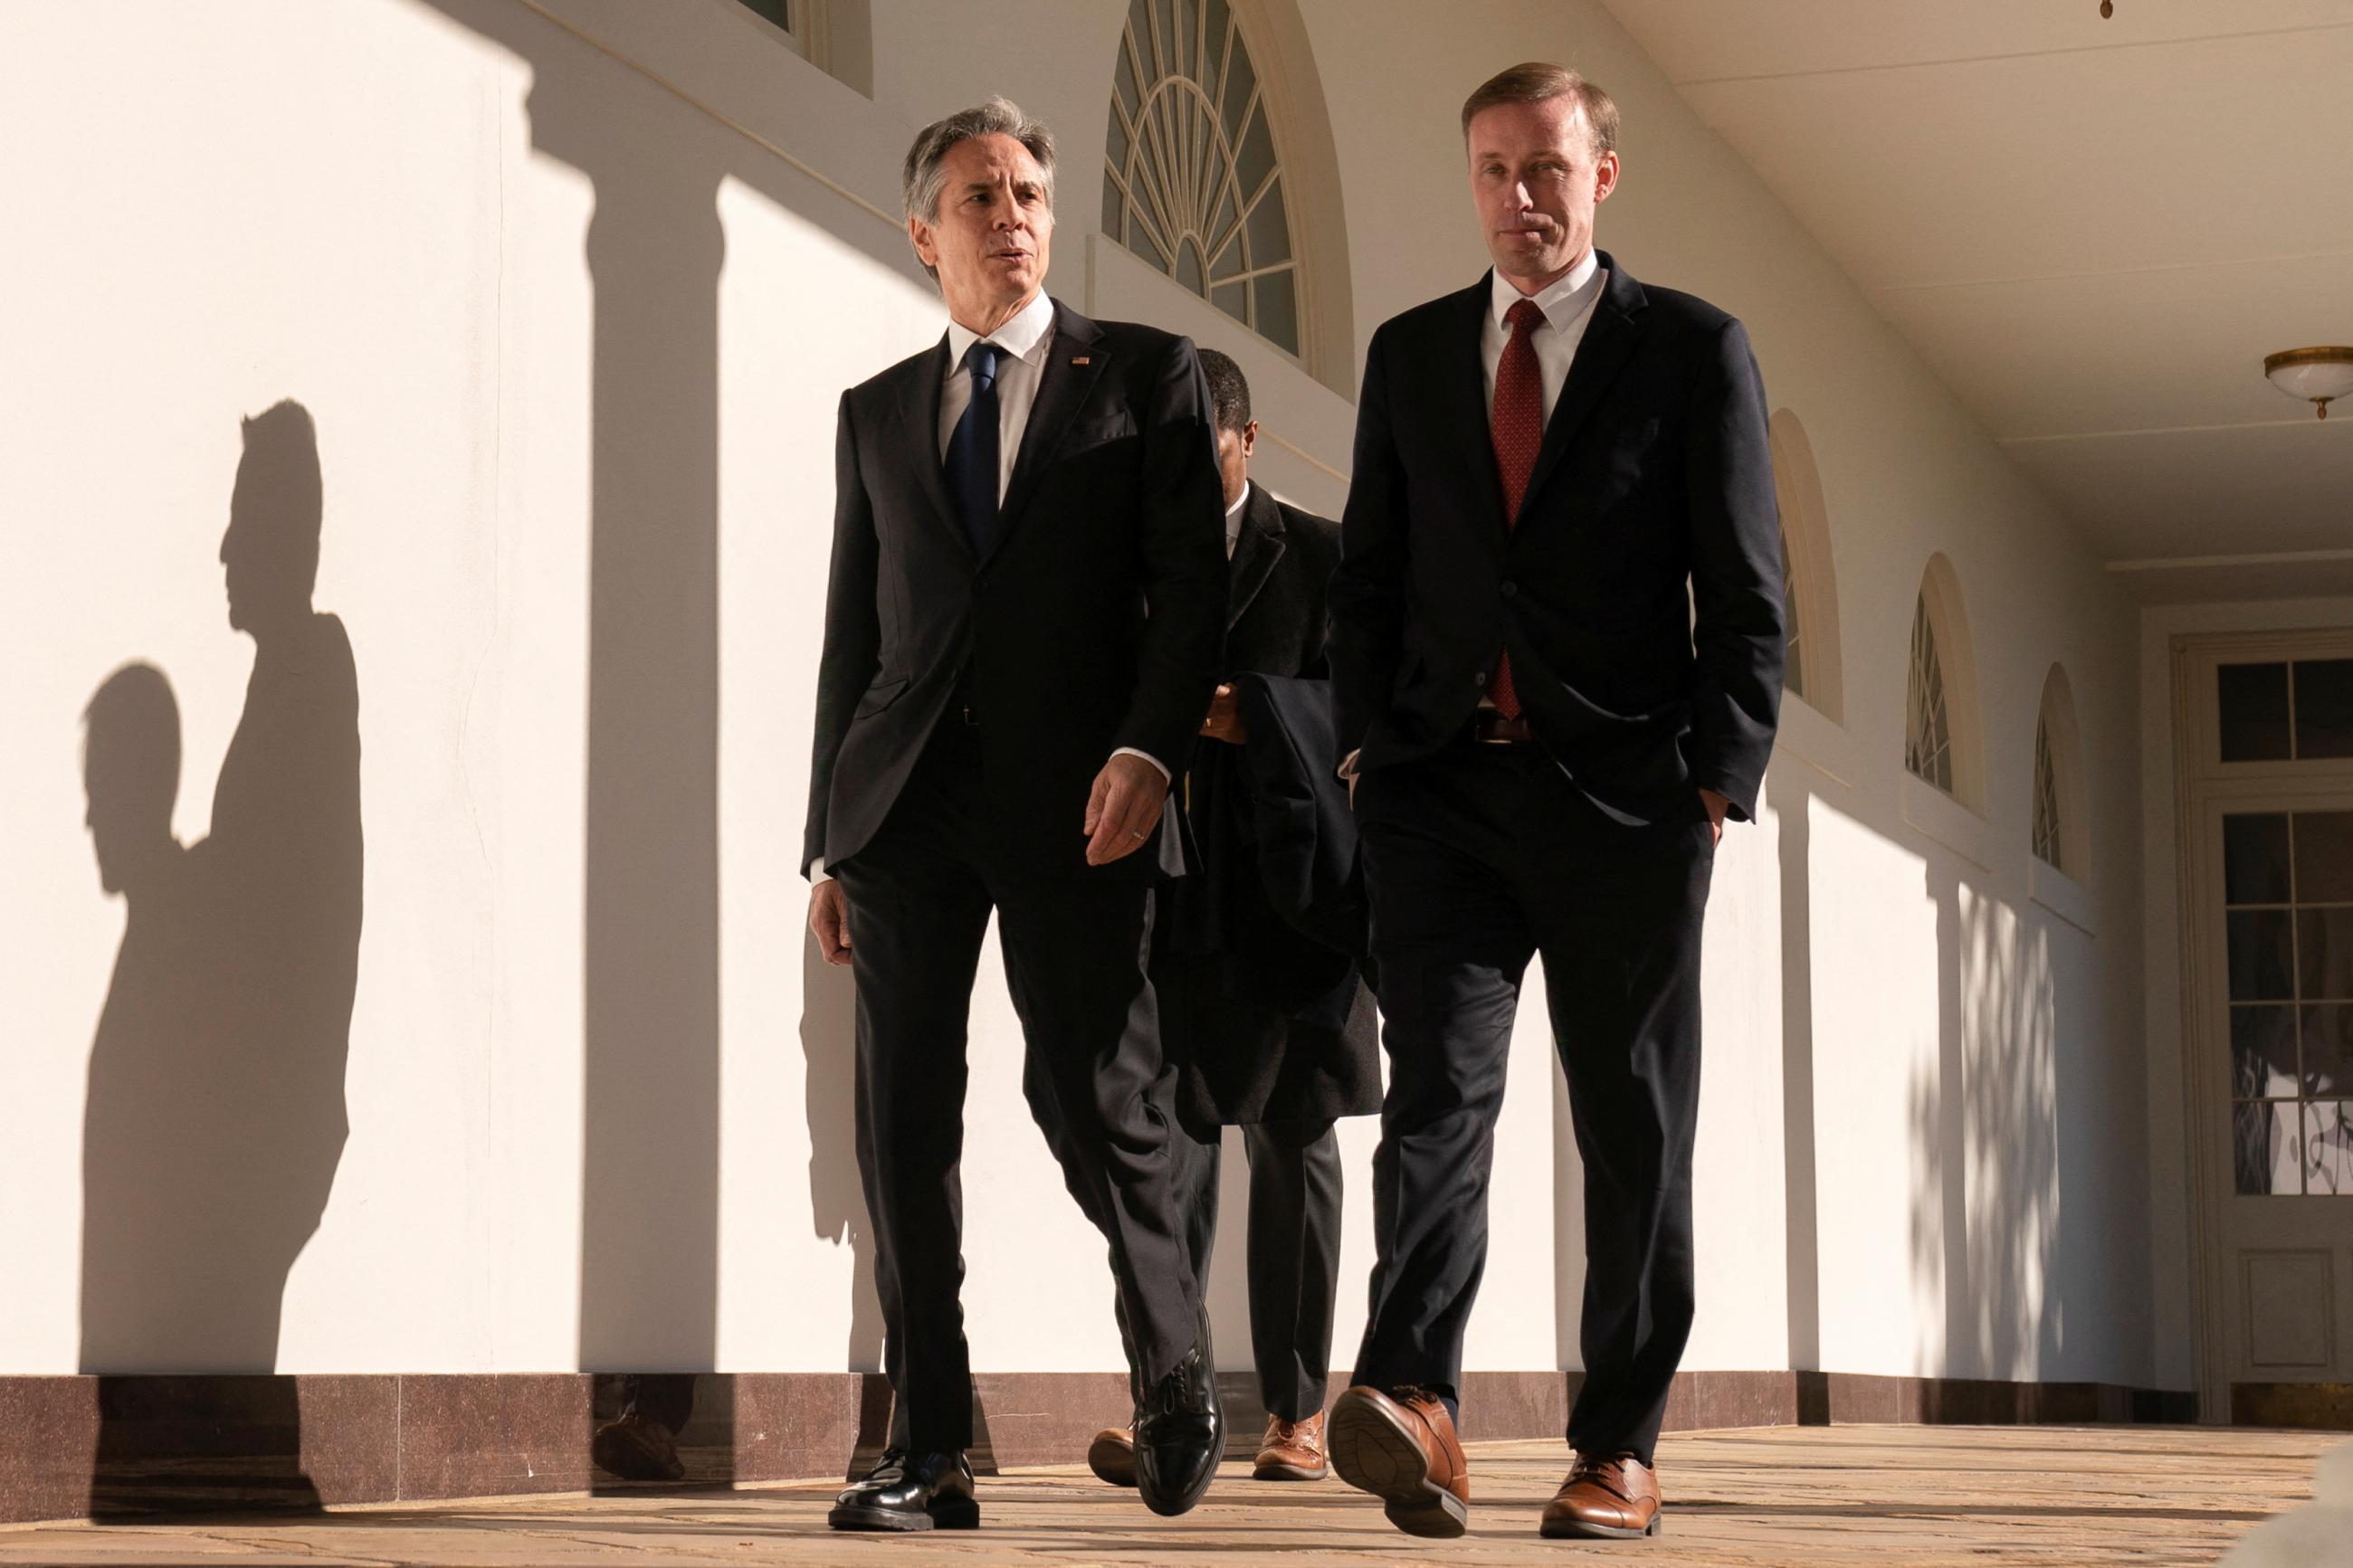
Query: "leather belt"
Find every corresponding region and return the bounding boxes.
[1472,709,1536,746]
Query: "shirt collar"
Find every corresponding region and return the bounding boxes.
[1224,480,1252,526]
[1490,248,1604,334]
[947,290,1057,373]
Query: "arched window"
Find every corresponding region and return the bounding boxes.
[2033,664,2090,877]
[1904,554,1984,810]
[1768,410,1842,721]
[1102,0,1300,354]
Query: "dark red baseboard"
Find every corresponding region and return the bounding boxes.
[0,1368,2197,1525]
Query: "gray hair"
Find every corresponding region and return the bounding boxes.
[902,97,1056,276]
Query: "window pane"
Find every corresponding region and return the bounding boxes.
[1246,177,1290,271]
[1200,0,1231,102]
[2233,1005,2301,1098]
[1253,268,1299,354]
[1235,103,1280,211]
[1115,14,1144,113]
[2295,812,2353,905]
[1219,40,1256,143]
[2218,661,2292,763]
[1212,279,1246,322]
[2299,908,2353,1001]
[2307,1102,2353,1194]
[1101,170,1124,243]
[737,0,795,32]
[2235,1100,2301,1194]
[1175,237,1206,297]
[1207,184,1242,272]
[2305,1006,2353,1097]
[2225,813,2293,905]
[2294,660,2353,759]
[2228,908,2296,1001]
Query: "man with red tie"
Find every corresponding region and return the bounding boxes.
[1324,62,1784,1542]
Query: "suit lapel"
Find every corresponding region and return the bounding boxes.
[1225,485,1286,632]
[1442,277,1510,548]
[891,336,972,561]
[989,299,1109,564]
[1519,256,1647,518]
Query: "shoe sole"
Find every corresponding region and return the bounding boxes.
[826,1498,981,1533]
[1327,1398,1467,1539]
[1086,1435,1138,1488]
[1540,1513,1662,1540]
[1250,1460,1329,1482]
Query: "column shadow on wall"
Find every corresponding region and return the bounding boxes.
[1775,777,1827,1421]
[1911,862,2060,1413]
[407,0,918,1490]
[78,399,363,1515]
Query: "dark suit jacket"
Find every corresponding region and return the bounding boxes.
[1330,254,1785,825]
[805,299,1227,879]
[1157,490,1379,1129]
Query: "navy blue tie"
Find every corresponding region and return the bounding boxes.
[945,340,1001,556]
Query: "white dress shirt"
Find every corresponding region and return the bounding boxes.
[1480,248,1606,426]
[938,289,1057,501]
[812,292,1170,885]
[1224,480,1252,559]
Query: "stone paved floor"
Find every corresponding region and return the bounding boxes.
[0,1425,2338,1565]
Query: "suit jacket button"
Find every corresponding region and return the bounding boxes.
[1474,671,1488,687]
[1500,580,1518,598]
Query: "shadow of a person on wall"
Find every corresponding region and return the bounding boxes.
[79,399,363,1516]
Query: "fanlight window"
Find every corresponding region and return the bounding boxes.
[1780,528,1805,702]
[2033,717,2062,869]
[1906,594,1954,794]
[1102,0,1300,354]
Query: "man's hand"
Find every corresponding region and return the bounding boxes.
[1199,683,1250,745]
[1700,787,1730,848]
[809,879,853,966]
[1083,752,1170,866]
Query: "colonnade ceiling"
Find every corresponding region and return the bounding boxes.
[1600,0,2353,601]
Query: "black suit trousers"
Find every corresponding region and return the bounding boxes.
[1144,1115,1343,1423]
[1351,736,1715,1464]
[834,723,1199,1452]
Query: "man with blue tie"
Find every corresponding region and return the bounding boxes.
[804,98,1230,1531]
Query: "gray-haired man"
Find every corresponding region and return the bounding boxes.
[805,98,1229,1530]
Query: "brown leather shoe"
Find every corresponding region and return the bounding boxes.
[1085,1426,1138,1487]
[1540,1451,1662,1539]
[1251,1411,1329,1481]
[1327,1385,1469,1536]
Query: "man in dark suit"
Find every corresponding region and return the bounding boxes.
[1323,63,1784,1542]
[1085,351,1379,1490]
[805,98,1230,1529]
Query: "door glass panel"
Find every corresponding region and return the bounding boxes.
[2219,662,2292,762]
[2298,908,2353,1000]
[2225,813,2292,905]
[2294,812,2353,904]
[2235,1100,2302,1194]
[2293,660,2353,759]
[2229,909,2296,1000]
[2233,1006,2301,1098]
[2305,1102,2353,1195]
[2303,1006,2353,1097]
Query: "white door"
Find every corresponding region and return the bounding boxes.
[2178,634,2353,1427]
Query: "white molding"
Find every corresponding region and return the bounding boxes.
[1771,691,1856,787]
[2028,855,2097,936]
[1901,771,1990,869]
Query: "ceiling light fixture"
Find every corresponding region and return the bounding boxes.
[2264,347,2353,421]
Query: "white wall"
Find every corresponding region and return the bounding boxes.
[0,0,2160,1392]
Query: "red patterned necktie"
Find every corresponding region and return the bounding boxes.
[1489,297,1545,719]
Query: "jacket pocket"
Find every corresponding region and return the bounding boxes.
[1059,412,1138,457]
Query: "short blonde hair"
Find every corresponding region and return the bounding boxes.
[1461,62,1618,157]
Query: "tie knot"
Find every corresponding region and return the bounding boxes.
[1505,298,1545,336]
[964,340,1000,387]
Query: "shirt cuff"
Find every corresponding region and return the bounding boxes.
[809,857,834,885]
[1111,746,1172,784]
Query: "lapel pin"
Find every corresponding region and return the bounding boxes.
[1070,356,1091,366]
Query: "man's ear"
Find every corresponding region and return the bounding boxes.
[907,214,938,271]
[1593,151,1621,204]
[1241,420,1260,459]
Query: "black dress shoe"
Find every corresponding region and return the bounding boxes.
[1133,1312,1223,1517]
[826,1448,978,1532]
